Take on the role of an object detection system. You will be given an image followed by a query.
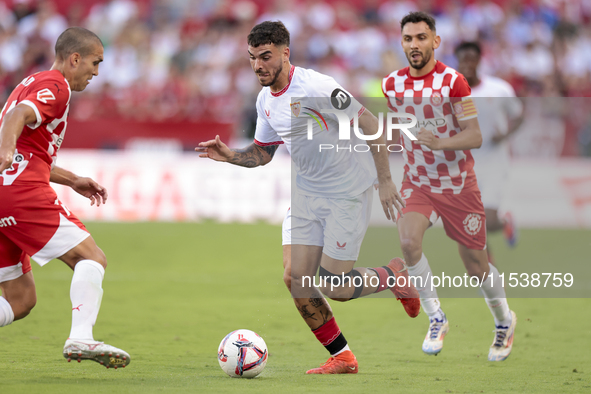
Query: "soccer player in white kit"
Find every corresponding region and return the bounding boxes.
[455,42,524,255]
[197,21,419,374]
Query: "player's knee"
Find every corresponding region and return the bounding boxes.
[12,293,37,320]
[318,285,349,302]
[62,241,107,270]
[94,247,107,269]
[82,245,107,269]
[283,270,292,291]
[466,267,486,279]
[21,295,37,319]
[399,237,422,262]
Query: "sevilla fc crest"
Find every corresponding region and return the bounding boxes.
[290,101,301,117]
[430,91,443,106]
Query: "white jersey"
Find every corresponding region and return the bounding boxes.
[254,65,376,198]
[470,75,523,155]
[470,75,522,209]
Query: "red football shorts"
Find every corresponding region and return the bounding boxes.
[398,181,486,250]
[0,185,89,283]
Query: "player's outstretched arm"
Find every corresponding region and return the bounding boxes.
[195,135,278,168]
[0,104,36,173]
[50,166,108,206]
[358,110,405,221]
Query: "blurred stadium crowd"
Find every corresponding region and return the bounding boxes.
[0,0,590,153]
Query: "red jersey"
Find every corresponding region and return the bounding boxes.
[382,61,479,195]
[0,70,71,186]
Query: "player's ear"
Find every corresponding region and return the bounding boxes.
[70,52,81,68]
[433,35,441,50]
[283,46,290,62]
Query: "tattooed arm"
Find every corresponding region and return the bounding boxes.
[195,135,279,168]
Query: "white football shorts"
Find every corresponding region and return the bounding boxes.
[282,207,292,246]
[289,187,373,261]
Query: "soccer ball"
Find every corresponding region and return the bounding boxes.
[217,329,268,378]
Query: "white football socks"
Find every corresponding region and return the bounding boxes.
[407,253,443,320]
[0,296,15,327]
[69,260,104,340]
[481,263,512,327]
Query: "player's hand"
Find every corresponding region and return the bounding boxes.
[71,177,108,207]
[195,135,232,162]
[377,178,405,222]
[417,128,441,150]
[0,146,14,174]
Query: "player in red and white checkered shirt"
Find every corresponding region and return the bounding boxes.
[0,27,129,368]
[383,12,516,362]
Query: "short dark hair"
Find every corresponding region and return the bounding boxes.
[454,41,482,57]
[400,11,436,33]
[247,21,290,48]
[55,27,103,60]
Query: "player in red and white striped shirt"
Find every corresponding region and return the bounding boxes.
[0,27,129,368]
[383,12,516,361]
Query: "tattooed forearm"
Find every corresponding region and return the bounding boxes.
[229,143,278,168]
[309,298,325,308]
[297,305,317,321]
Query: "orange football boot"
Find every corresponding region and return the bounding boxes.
[305,350,358,374]
[388,258,421,318]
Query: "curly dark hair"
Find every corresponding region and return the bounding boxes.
[400,11,436,33]
[247,21,290,48]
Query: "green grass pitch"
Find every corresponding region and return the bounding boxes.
[1,222,590,393]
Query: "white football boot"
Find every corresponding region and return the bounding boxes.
[63,339,131,369]
[422,312,449,355]
[488,310,517,361]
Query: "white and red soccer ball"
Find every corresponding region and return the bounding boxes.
[218,329,268,378]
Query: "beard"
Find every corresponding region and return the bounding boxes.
[407,50,431,70]
[258,63,283,87]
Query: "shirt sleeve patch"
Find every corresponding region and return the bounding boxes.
[453,98,478,120]
[36,88,56,104]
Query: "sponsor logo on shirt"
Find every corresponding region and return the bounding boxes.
[0,216,17,227]
[416,118,447,130]
[303,107,328,131]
